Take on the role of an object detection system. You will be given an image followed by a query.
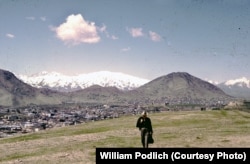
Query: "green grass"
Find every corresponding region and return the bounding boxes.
[0,109,250,163]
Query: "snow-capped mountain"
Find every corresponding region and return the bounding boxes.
[17,71,150,92]
[224,77,250,88]
[217,77,250,100]
[17,71,250,99]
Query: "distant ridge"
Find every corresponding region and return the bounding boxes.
[129,72,234,105]
[16,70,250,100]
[218,77,250,100]
[143,72,226,94]
[0,68,236,107]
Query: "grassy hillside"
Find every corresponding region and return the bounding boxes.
[0,109,250,163]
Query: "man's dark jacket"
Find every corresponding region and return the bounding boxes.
[136,116,153,133]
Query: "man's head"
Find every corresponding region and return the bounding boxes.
[141,111,147,117]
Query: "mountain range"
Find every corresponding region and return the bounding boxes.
[17,71,149,92]
[0,68,239,107]
[17,71,250,100]
[218,77,250,100]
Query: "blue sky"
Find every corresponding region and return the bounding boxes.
[0,0,250,83]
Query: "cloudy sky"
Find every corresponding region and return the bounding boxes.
[0,0,250,83]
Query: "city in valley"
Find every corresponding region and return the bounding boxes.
[0,99,233,138]
[0,103,161,138]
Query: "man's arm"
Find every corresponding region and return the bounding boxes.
[136,117,141,129]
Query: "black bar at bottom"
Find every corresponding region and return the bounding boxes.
[96,148,250,164]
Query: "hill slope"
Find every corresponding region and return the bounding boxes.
[0,109,250,163]
[0,69,65,107]
[68,85,124,104]
[129,72,234,104]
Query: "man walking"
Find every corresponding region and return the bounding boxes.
[136,111,153,148]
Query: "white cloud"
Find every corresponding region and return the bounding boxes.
[149,31,162,42]
[40,17,46,21]
[98,24,106,33]
[127,27,144,37]
[127,28,162,42]
[111,35,118,40]
[98,24,118,40]
[53,14,100,45]
[6,33,15,39]
[206,78,219,85]
[121,47,131,52]
[26,16,35,20]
